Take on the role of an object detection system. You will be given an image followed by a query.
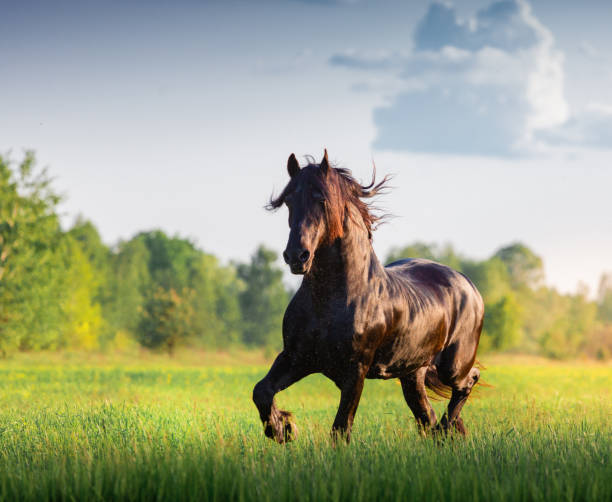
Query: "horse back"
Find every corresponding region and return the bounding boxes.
[372,258,484,377]
[385,258,483,314]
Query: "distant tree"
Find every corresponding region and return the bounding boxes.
[0,152,65,355]
[237,246,288,348]
[461,257,511,303]
[386,242,436,264]
[190,253,242,347]
[110,230,202,342]
[67,217,111,278]
[494,243,544,290]
[597,273,612,323]
[481,293,522,352]
[58,235,104,349]
[435,243,463,271]
[386,242,463,270]
[108,237,151,336]
[136,231,200,291]
[537,287,597,359]
[137,287,195,354]
[582,324,612,361]
[131,231,245,348]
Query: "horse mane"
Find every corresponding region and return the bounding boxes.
[267,156,391,242]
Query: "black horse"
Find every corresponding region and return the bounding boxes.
[253,151,484,443]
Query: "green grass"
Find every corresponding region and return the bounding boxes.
[0,353,610,502]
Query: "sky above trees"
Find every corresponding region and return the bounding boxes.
[1,0,611,294]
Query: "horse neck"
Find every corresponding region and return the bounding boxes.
[307,210,383,301]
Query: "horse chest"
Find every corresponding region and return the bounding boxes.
[308,302,385,358]
[286,288,389,371]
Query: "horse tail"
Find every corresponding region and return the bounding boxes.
[425,361,490,401]
[424,365,452,400]
[473,359,492,391]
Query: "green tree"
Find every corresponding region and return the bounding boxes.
[190,253,242,348]
[131,231,244,349]
[108,230,245,350]
[138,287,195,354]
[534,286,597,359]
[137,231,200,291]
[107,237,151,337]
[0,152,65,355]
[386,242,436,264]
[494,243,544,290]
[386,242,462,270]
[108,230,199,342]
[481,293,522,352]
[58,235,104,349]
[435,243,463,271]
[67,217,111,279]
[461,257,511,303]
[597,273,612,323]
[237,246,288,348]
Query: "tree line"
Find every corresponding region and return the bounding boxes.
[0,153,288,355]
[1,152,611,358]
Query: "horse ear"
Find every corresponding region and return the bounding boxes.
[287,153,300,178]
[320,149,329,175]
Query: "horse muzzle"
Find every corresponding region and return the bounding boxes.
[283,248,311,275]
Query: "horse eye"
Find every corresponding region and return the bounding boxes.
[312,191,325,203]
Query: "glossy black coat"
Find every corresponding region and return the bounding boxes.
[253,151,484,443]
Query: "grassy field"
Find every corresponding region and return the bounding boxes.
[0,352,610,502]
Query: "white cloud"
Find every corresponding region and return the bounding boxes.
[413,0,539,53]
[330,0,580,156]
[520,2,569,138]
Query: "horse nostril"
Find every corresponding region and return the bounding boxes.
[298,250,310,263]
[283,251,290,264]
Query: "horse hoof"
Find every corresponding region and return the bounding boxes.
[431,418,466,442]
[264,411,298,443]
[453,417,467,436]
[279,411,298,443]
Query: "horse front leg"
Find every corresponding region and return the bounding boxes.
[331,361,369,444]
[252,351,308,443]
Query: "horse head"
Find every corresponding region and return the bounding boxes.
[268,150,388,275]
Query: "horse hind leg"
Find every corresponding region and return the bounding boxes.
[400,367,438,436]
[436,367,480,436]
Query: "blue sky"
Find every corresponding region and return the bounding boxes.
[1,0,611,294]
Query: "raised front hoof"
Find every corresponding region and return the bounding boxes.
[264,411,298,444]
[453,417,467,435]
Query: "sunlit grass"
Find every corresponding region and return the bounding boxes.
[0,354,610,501]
